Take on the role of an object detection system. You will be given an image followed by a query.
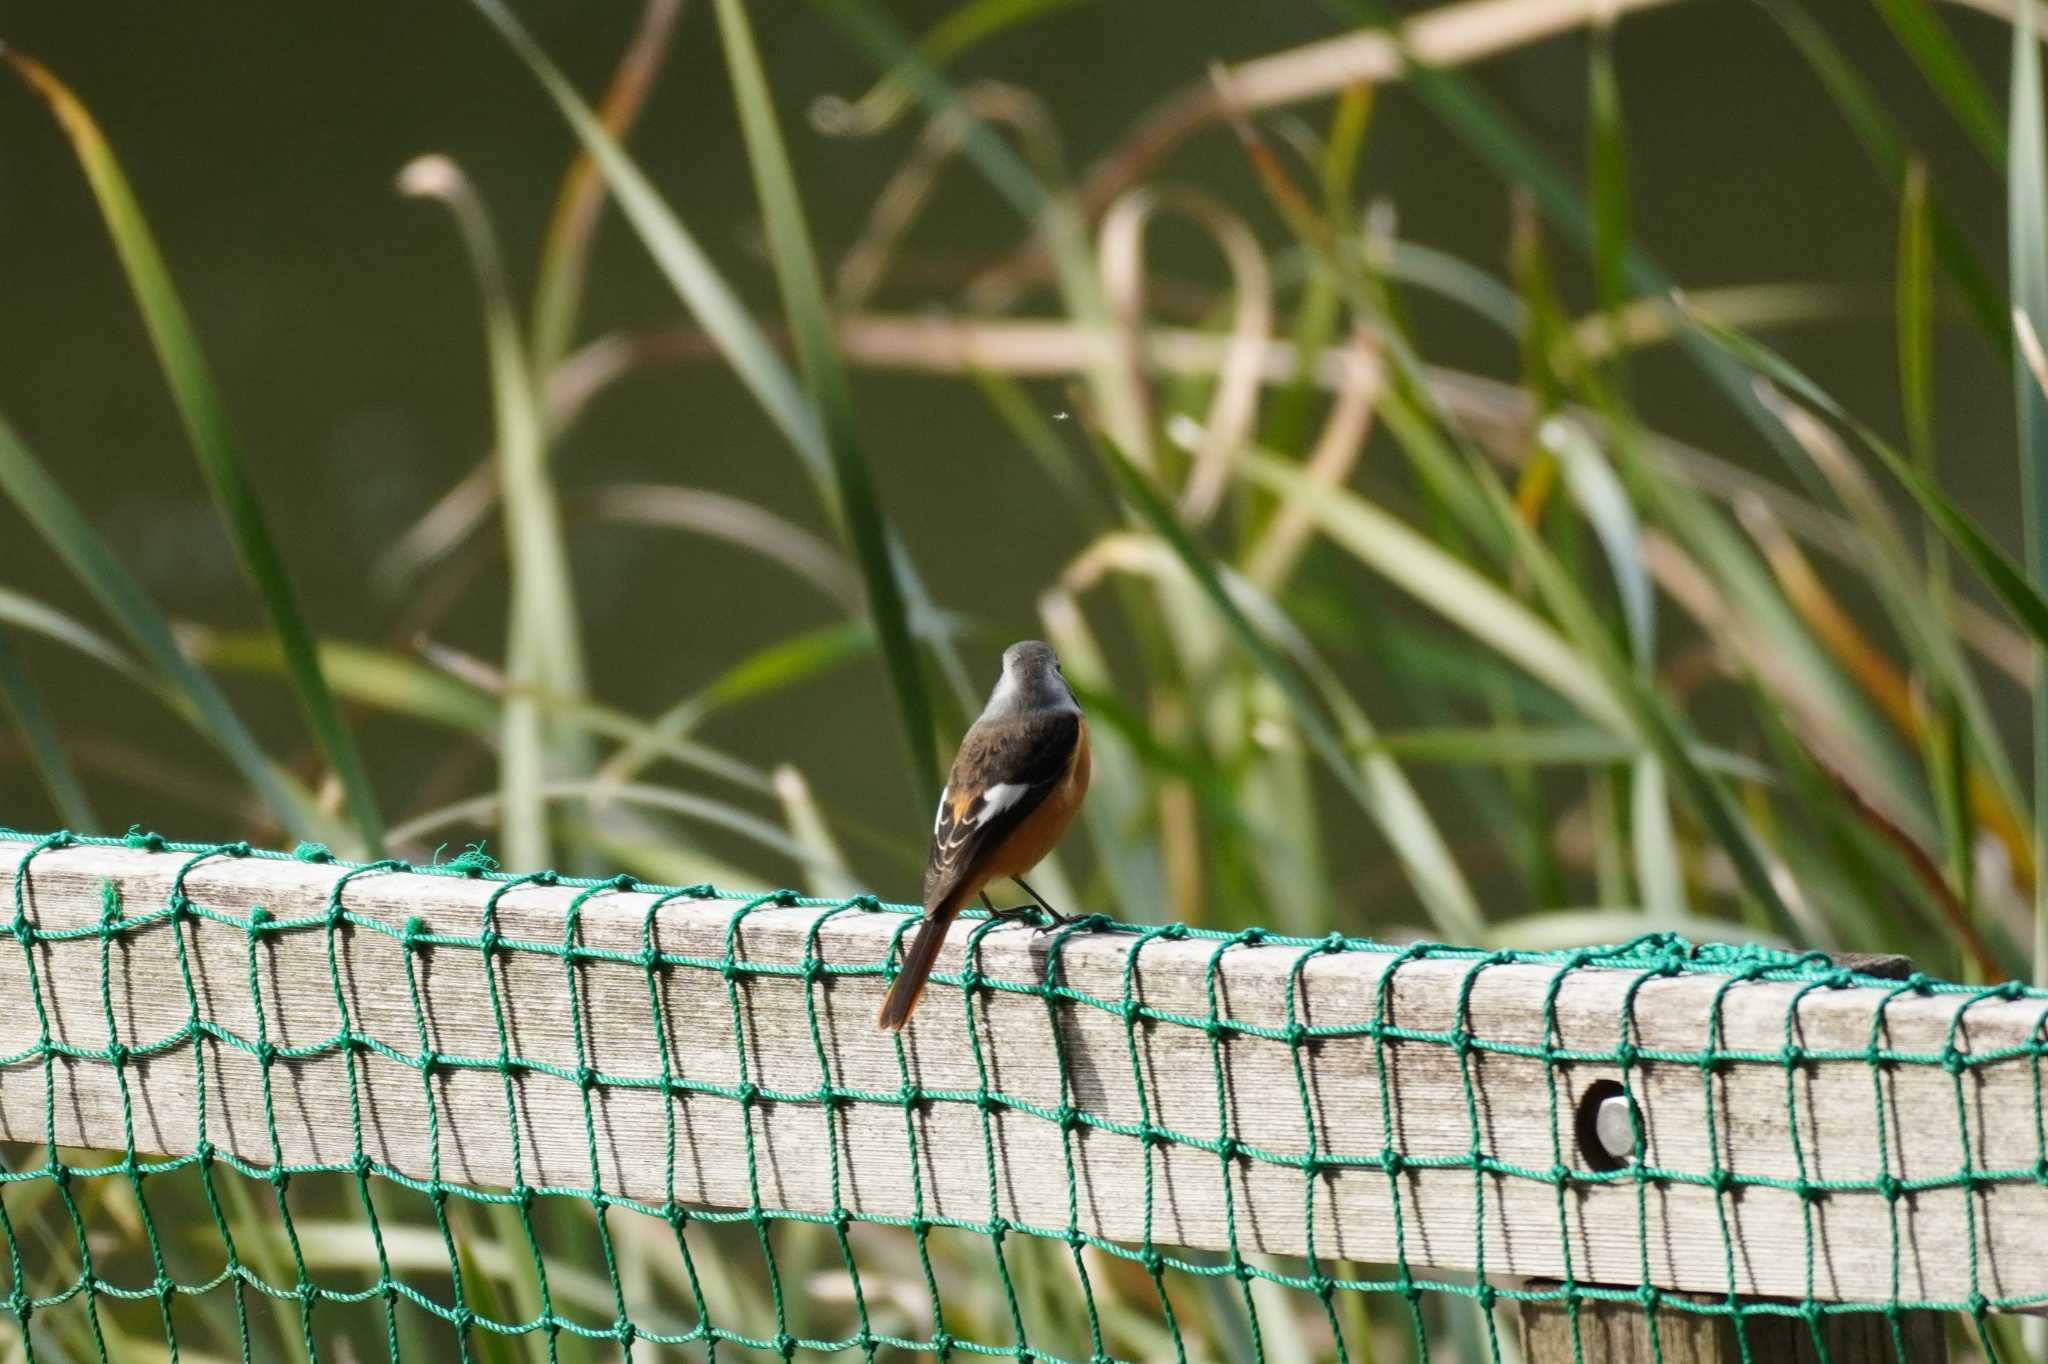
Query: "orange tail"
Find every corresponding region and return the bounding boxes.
[877,902,962,1031]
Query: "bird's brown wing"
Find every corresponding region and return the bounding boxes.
[923,709,1080,913]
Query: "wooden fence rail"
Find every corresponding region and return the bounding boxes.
[2,835,2043,1356]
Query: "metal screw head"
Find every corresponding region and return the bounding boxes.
[1594,1093,1639,1164]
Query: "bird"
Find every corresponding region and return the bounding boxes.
[877,640,1092,1031]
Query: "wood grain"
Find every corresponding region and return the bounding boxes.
[3,837,2045,1311]
[1520,1282,1950,1363]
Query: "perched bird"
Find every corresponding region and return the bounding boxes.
[877,640,1092,1031]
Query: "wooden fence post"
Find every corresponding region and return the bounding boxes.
[1521,953,1947,1364]
[1519,1286,1948,1363]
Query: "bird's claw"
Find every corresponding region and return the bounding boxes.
[987,903,1076,930]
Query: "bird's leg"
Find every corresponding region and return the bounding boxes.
[980,885,1075,928]
[1011,876,1078,927]
[980,891,1037,925]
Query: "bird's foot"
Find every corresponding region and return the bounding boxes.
[985,902,1074,929]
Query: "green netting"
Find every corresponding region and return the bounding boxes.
[1,826,2045,1363]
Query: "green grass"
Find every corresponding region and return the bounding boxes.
[2,0,2047,1358]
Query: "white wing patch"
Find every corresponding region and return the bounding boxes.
[934,788,951,836]
[974,782,1029,825]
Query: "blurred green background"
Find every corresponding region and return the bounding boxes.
[4,1,2048,1354]
[0,2,2022,926]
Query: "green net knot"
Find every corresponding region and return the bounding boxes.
[772,1329,797,1358]
[615,1318,637,1349]
[576,1066,599,1093]
[1613,1040,1638,1069]
[1875,1173,1903,1201]
[445,844,497,877]
[1380,1145,1403,1176]
[293,842,334,863]
[123,827,166,852]
[350,1152,374,1178]
[1140,1248,1166,1276]
[1940,1046,1967,1075]
[6,1289,30,1324]
[105,1041,129,1067]
[1708,1166,1736,1196]
[248,905,273,933]
[1969,1293,1991,1317]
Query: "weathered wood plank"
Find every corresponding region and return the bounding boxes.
[2,837,2045,1310]
[1520,1282,1950,1363]
[1523,1277,1949,1351]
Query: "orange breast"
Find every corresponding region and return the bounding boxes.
[983,717,1090,880]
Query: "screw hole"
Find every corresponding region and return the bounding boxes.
[1575,1078,1638,1173]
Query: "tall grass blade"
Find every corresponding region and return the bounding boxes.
[1545,419,1683,922]
[810,0,1088,137]
[1767,0,2008,353]
[0,587,141,682]
[712,0,939,807]
[0,410,317,837]
[528,0,685,372]
[807,0,1145,450]
[0,631,96,829]
[1870,0,2005,167]
[184,630,499,737]
[1038,588,1171,921]
[774,765,864,899]
[2010,0,2048,985]
[1479,460,1803,937]
[401,155,587,872]
[1693,314,2048,649]
[1586,13,1630,358]
[466,0,976,725]
[3,49,384,848]
[1237,448,1633,736]
[1102,436,1484,940]
[467,0,814,466]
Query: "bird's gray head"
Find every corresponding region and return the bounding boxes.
[980,640,1078,719]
